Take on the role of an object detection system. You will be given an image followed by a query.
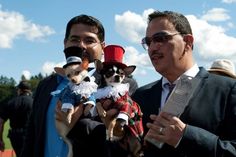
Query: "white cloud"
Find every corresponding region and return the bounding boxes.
[25,24,55,41]
[123,46,150,66]
[187,15,236,59]
[123,46,152,76]
[0,6,55,48]
[22,70,31,80]
[227,22,234,28]
[114,9,154,43]
[222,0,236,3]
[41,61,65,76]
[114,9,158,79]
[201,8,230,22]
[138,69,147,76]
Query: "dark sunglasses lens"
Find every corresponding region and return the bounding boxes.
[141,37,149,50]
[147,38,152,46]
[152,33,169,43]
[141,32,176,50]
[142,37,149,46]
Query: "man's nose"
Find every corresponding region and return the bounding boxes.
[77,40,87,49]
[149,41,162,51]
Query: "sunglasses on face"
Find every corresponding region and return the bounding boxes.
[141,32,181,50]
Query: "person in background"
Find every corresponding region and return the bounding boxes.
[208,59,236,79]
[0,80,33,157]
[20,14,138,157]
[132,10,236,157]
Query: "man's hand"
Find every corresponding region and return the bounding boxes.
[55,100,84,130]
[97,99,118,127]
[145,112,186,147]
[96,99,125,138]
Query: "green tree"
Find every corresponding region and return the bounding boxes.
[0,76,16,86]
[0,76,16,105]
[0,73,46,104]
[29,72,45,92]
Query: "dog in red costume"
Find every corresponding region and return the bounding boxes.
[95,45,143,157]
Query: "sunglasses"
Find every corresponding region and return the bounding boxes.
[141,32,181,50]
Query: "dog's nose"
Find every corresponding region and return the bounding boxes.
[114,75,121,82]
[71,78,77,84]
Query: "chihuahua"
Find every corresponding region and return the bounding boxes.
[95,59,143,157]
[53,56,97,157]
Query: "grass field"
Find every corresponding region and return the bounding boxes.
[3,120,12,149]
[0,120,15,157]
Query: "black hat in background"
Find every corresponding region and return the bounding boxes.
[63,46,85,68]
[17,81,31,90]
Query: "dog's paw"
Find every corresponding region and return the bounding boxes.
[96,102,107,118]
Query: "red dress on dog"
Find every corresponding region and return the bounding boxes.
[95,83,143,139]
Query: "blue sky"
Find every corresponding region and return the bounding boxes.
[0,0,236,86]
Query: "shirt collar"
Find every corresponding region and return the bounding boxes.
[162,64,199,88]
[183,64,199,78]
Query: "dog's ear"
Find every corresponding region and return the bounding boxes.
[94,59,103,74]
[124,65,136,76]
[54,67,65,76]
[81,58,89,70]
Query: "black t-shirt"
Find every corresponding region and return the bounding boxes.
[0,92,33,129]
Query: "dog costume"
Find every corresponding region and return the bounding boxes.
[52,47,98,119]
[51,47,98,157]
[95,45,143,141]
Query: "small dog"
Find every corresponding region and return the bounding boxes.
[52,47,97,157]
[95,59,143,157]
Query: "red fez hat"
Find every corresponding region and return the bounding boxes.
[103,45,127,68]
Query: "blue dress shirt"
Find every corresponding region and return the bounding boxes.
[44,75,69,157]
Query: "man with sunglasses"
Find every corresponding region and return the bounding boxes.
[132,10,236,157]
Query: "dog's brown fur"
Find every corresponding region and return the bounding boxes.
[54,58,93,157]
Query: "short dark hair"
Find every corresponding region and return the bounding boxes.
[148,11,192,35]
[65,14,105,42]
[17,80,31,90]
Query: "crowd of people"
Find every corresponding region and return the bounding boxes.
[0,10,235,157]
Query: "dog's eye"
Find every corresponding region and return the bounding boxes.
[118,69,124,76]
[75,70,81,76]
[105,69,114,78]
[67,74,71,78]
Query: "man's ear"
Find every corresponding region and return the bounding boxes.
[94,59,103,73]
[183,34,194,50]
[54,67,65,76]
[124,65,136,76]
[101,42,105,50]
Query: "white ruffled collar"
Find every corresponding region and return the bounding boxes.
[69,76,98,98]
[94,83,129,101]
